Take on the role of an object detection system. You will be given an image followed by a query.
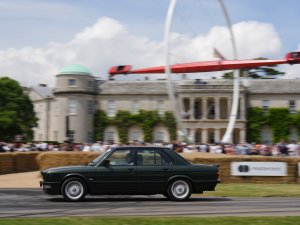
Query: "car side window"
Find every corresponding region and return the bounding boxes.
[108,149,134,166]
[137,149,172,166]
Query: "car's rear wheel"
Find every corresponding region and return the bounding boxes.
[167,179,192,201]
[61,177,87,201]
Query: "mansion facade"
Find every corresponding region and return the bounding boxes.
[28,64,300,144]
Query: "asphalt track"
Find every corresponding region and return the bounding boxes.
[0,189,299,218]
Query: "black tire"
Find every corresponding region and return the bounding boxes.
[61,177,87,202]
[167,179,192,201]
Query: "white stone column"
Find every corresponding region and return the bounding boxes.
[189,128,196,143]
[190,97,195,120]
[179,96,184,119]
[202,97,207,120]
[215,97,220,120]
[214,128,221,143]
[239,128,246,143]
[201,128,208,143]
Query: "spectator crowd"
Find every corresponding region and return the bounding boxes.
[0,138,299,157]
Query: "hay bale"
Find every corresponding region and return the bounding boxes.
[0,153,15,174]
[180,152,300,184]
[14,152,40,173]
[37,152,100,171]
[34,151,300,184]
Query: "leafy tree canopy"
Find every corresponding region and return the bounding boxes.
[0,77,37,141]
[222,57,285,79]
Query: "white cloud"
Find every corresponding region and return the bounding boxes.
[169,21,281,62]
[0,18,283,86]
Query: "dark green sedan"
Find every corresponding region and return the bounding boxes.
[40,146,220,201]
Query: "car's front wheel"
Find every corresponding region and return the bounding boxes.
[61,177,87,201]
[167,179,192,201]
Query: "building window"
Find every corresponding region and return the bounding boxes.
[87,131,93,143]
[154,132,164,143]
[68,130,75,142]
[107,100,116,117]
[208,130,214,144]
[261,128,272,144]
[289,100,296,113]
[68,98,77,115]
[207,100,215,119]
[88,80,93,88]
[289,127,298,142]
[68,79,76,87]
[131,100,139,114]
[105,131,115,144]
[129,131,142,142]
[261,100,269,113]
[156,100,164,116]
[87,100,93,115]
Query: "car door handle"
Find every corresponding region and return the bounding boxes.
[162,168,169,171]
[128,168,134,171]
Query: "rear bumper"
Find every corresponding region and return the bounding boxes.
[40,181,61,195]
[193,180,220,192]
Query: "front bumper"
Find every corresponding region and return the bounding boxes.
[40,180,61,195]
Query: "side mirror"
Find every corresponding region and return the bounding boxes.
[102,159,110,167]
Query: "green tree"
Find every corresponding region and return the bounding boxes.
[0,77,37,141]
[222,58,284,79]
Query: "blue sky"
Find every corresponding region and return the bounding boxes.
[0,0,300,85]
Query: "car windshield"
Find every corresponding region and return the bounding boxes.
[88,148,113,166]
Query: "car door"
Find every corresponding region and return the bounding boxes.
[93,149,137,194]
[136,149,173,194]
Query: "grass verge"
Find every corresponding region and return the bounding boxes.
[202,183,300,197]
[0,216,300,225]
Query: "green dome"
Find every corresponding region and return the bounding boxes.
[58,64,92,76]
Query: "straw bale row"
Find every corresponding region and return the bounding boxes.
[0,152,39,174]
[182,153,300,184]
[1,151,300,183]
[36,152,100,171]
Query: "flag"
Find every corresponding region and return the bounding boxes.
[213,48,226,60]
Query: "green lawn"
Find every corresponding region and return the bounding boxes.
[202,183,300,197]
[0,217,300,225]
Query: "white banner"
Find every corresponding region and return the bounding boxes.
[231,162,287,176]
